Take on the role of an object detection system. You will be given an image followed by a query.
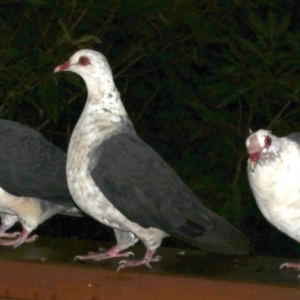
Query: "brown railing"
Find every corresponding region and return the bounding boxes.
[0,237,299,299]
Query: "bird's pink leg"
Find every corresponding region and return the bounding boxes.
[74,245,134,262]
[0,229,38,248]
[0,224,20,239]
[0,214,20,239]
[0,232,20,239]
[280,262,300,271]
[117,249,161,272]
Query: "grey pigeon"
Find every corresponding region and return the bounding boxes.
[246,129,300,270]
[54,49,248,271]
[0,119,80,247]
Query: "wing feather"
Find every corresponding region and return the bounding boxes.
[0,120,72,207]
[90,133,214,232]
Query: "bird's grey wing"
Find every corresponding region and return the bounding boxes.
[0,120,73,207]
[89,133,248,254]
[286,132,300,146]
[89,133,212,231]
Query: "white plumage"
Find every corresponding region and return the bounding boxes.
[55,49,248,271]
[246,129,300,270]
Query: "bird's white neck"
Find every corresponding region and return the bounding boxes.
[79,75,128,125]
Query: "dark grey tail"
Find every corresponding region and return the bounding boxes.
[172,212,249,255]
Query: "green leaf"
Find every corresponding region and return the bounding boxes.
[72,34,102,45]
[58,19,72,42]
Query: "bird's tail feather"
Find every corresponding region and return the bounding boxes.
[172,212,249,255]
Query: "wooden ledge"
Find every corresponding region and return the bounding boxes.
[0,237,299,299]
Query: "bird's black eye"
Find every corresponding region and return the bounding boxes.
[78,56,90,66]
[265,135,272,147]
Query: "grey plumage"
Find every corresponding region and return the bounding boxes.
[55,49,248,270]
[286,132,300,145]
[0,119,80,247]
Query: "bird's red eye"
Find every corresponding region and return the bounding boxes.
[78,56,90,66]
[265,135,272,147]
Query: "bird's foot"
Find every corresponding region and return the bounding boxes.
[280,262,300,271]
[117,249,161,272]
[0,231,21,239]
[74,245,134,262]
[0,229,38,248]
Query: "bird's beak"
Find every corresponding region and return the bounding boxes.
[54,61,70,73]
[250,160,257,172]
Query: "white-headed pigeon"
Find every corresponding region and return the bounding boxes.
[246,129,300,270]
[0,119,80,247]
[54,49,248,271]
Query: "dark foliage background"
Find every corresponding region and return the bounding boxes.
[1,0,300,257]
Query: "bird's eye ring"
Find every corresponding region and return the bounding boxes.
[78,56,90,66]
[265,135,272,147]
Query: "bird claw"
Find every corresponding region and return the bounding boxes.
[152,255,162,262]
[117,255,161,272]
[117,261,128,272]
[145,262,153,269]
[125,251,134,257]
[0,232,38,248]
[93,251,134,261]
[280,262,300,271]
[0,231,21,239]
[74,246,135,262]
[13,234,38,249]
[28,234,38,241]
[280,263,288,270]
[117,260,152,272]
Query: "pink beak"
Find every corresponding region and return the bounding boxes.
[54,61,70,73]
[249,151,261,172]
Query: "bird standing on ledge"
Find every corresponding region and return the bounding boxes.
[247,129,300,271]
[0,119,81,247]
[54,49,248,271]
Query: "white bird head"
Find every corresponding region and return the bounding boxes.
[54,49,114,88]
[54,49,124,110]
[54,49,127,121]
[246,129,281,172]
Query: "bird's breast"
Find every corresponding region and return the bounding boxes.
[248,153,300,241]
[66,123,133,230]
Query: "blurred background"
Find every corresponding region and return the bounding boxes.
[1,0,300,257]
